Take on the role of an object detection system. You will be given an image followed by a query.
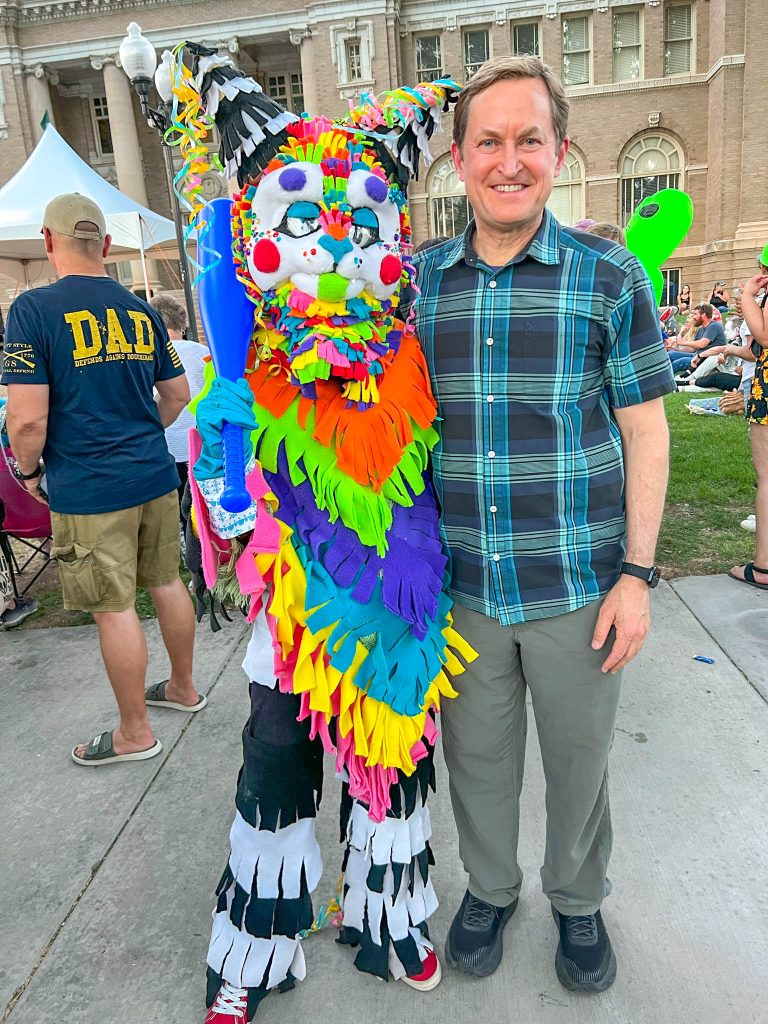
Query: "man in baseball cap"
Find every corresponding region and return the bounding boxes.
[41,192,107,242]
[3,190,201,768]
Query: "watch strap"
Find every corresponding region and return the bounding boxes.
[14,463,42,481]
[620,561,659,587]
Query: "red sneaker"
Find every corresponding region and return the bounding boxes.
[204,982,249,1022]
[400,948,442,992]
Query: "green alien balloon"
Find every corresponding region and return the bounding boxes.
[625,188,694,305]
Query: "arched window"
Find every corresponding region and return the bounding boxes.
[620,135,682,224]
[546,151,584,226]
[429,155,471,238]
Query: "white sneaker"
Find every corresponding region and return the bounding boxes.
[740,515,756,532]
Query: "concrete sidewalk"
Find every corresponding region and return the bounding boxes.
[1,579,767,1024]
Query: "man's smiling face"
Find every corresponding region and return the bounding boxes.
[451,77,569,241]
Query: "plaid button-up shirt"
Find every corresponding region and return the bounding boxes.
[409,211,676,625]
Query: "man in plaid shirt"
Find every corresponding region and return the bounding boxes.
[410,58,675,992]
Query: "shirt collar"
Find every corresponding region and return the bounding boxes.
[437,209,561,271]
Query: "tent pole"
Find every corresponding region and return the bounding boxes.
[138,225,151,298]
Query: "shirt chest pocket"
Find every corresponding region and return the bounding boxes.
[520,312,608,368]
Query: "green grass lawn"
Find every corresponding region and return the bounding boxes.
[659,392,756,578]
[11,392,758,628]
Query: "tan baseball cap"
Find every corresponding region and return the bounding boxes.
[42,193,107,241]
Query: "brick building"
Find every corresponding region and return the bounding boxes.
[0,0,765,305]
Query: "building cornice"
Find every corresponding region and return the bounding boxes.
[399,0,654,33]
[0,0,394,28]
[566,54,745,99]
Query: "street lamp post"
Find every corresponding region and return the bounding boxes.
[119,23,198,340]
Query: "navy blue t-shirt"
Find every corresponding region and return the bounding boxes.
[1,275,184,514]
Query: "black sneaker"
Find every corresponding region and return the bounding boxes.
[0,597,39,630]
[445,889,518,977]
[552,907,617,992]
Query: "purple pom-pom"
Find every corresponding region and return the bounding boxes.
[365,175,388,203]
[279,168,307,192]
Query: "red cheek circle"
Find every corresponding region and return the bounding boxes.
[252,238,281,274]
[379,254,402,286]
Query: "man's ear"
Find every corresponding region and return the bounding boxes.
[102,234,112,259]
[42,227,54,254]
[553,137,571,180]
[451,140,465,183]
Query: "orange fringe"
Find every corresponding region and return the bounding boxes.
[311,332,437,490]
[246,330,438,493]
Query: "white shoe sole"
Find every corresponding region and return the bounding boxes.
[71,739,163,766]
[400,957,442,992]
[740,519,756,532]
[146,694,208,712]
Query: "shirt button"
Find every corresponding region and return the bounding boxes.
[488,450,495,458]
[489,280,497,289]
[493,553,501,562]
[486,337,494,346]
[490,505,498,513]
[487,395,494,402]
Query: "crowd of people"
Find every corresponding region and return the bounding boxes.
[0,50,766,1024]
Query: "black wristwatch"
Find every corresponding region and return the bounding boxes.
[13,462,43,481]
[620,561,661,588]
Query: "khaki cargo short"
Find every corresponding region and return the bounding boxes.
[50,490,180,613]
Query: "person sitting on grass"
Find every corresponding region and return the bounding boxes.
[728,260,768,591]
[686,333,756,392]
[665,303,725,375]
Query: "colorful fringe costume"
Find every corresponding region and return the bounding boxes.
[159,42,474,1020]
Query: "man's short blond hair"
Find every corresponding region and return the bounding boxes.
[453,56,570,151]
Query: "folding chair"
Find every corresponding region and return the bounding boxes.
[0,445,53,596]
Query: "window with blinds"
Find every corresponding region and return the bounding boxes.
[464,29,490,78]
[620,135,682,224]
[429,155,472,237]
[562,16,590,86]
[665,5,692,75]
[613,10,642,82]
[416,35,443,82]
[513,23,539,57]
[546,151,584,226]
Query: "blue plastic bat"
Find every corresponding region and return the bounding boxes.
[197,197,254,513]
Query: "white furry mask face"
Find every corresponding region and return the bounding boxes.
[244,161,405,305]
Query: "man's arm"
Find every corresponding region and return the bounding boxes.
[591,397,669,674]
[155,373,190,428]
[672,333,712,352]
[6,383,50,503]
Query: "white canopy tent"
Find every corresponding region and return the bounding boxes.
[0,125,185,291]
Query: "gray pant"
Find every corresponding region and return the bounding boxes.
[442,598,622,916]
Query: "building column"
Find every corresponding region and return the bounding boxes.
[97,57,150,208]
[291,29,318,115]
[25,65,56,142]
[94,56,151,289]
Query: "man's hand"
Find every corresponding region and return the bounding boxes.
[591,575,651,674]
[22,476,48,505]
[690,354,700,368]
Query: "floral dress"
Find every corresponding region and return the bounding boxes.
[747,347,768,425]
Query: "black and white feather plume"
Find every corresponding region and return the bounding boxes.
[155,42,298,185]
